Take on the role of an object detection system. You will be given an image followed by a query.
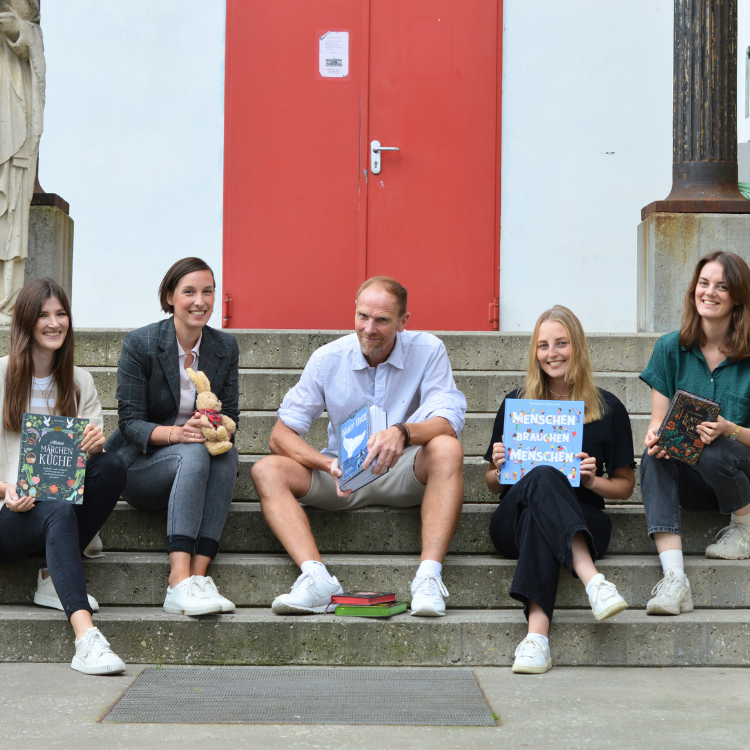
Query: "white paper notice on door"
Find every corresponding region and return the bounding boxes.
[319,31,349,77]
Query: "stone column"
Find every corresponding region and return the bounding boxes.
[639,0,750,331]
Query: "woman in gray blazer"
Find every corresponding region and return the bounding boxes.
[106,258,240,616]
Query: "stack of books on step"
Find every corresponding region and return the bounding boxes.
[332,591,407,617]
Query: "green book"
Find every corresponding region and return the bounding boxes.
[16,414,89,504]
[334,601,408,618]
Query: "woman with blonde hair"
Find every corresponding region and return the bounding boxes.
[640,251,750,616]
[485,305,635,674]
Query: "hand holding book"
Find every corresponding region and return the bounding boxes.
[576,452,597,488]
[79,420,105,456]
[361,426,406,476]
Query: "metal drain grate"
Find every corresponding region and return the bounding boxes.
[103,667,496,726]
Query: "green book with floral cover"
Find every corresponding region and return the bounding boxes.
[655,390,720,466]
[16,414,88,503]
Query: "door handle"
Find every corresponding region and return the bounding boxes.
[370,140,400,175]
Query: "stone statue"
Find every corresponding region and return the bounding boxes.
[0,1,44,324]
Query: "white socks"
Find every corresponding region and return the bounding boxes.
[659,549,686,582]
[300,560,336,584]
[731,512,750,525]
[526,632,549,646]
[416,559,442,578]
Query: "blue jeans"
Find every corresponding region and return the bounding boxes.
[0,452,126,618]
[640,437,750,538]
[122,443,238,558]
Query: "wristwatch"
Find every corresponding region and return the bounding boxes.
[730,424,741,441]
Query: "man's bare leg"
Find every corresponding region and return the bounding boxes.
[414,435,464,562]
[251,455,322,566]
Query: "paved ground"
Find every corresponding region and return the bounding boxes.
[0,664,747,750]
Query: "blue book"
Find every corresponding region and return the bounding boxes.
[500,398,585,487]
[337,402,388,492]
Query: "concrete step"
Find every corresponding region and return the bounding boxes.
[96,503,723,556]
[0,329,660,371]
[3,553,745,609]
[233,455,646,505]
[87,367,653,414]
[1,606,747,667]
[101,411,651,458]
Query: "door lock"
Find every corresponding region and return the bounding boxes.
[370,140,400,175]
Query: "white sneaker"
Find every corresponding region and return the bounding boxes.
[163,576,223,616]
[705,520,750,559]
[34,569,99,612]
[409,574,449,617]
[271,572,343,615]
[587,574,628,621]
[71,628,126,675]
[512,635,552,674]
[194,575,235,612]
[646,572,694,615]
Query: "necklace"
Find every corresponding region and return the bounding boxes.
[548,388,570,398]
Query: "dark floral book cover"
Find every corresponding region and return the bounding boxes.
[656,390,720,466]
[16,414,88,504]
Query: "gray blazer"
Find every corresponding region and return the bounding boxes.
[105,318,240,468]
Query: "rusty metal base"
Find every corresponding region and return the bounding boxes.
[642,199,750,221]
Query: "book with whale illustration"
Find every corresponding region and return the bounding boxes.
[337,402,388,492]
[16,413,89,504]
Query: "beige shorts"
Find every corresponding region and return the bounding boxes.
[299,445,426,510]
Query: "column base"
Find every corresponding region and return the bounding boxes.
[637,212,750,332]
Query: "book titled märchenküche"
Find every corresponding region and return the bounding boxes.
[501,398,585,487]
[16,414,89,503]
[337,402,387,492]
[656,390,720,466]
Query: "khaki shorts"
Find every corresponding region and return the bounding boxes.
[299,445,426,510]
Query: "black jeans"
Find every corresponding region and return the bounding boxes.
[640,438,750,537]
[0,452,126,619]
[489,465,612,621]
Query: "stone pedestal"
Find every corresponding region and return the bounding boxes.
[25,205,74,300]
[637,212,750,332]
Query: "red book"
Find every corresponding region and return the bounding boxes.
[330,591,397,605]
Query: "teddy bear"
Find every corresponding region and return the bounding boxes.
[185,368,237,456]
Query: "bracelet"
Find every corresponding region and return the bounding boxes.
[168,425,176,445]
[394,422,410,447]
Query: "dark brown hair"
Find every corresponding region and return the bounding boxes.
[356,276,408,317]
[679,251,750,360]
[4,278,79,432]
[158,257,215,314]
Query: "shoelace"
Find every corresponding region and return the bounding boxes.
[289,571,317,593]
[713,522,750,552]
[186,577,214,600]
[592,579,619,604]
[81,631,113,660]
[515,638,546,659]
[650,574,686,598]
[414,574,449,598]
[196,576,219,596]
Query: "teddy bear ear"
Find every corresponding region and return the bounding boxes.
[198,371,212,392]
[186,368,204,392]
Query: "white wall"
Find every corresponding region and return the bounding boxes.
[38,1,226,328]
[499,1,673,332]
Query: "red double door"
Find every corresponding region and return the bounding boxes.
[223,1,502,330]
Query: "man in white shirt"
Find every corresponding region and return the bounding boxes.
[252,277,467,617]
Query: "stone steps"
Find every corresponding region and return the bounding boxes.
[2,553,746,609]
[1,607,747,667]
[86,367,653,414]
[94,503,724,556]
[100,411,651,458]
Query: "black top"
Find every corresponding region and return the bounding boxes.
[484,388,635,510]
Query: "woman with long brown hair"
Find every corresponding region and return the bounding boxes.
[0,278,126,674]
[640,251,750,617]
[485,306,635,674]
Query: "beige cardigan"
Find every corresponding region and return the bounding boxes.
[0,356,104,506]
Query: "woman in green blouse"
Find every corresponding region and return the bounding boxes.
[640,251,750,616]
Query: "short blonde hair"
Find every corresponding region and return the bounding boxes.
[356,276,408,317]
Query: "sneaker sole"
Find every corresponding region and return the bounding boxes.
[409,607,445,617]
[271,602,334,615]
[33,592,100,612]
[163,603,222,616]
[71,657,126,676]
[512,659,552,674]
[594,600,629,621]
[646,599,694,616]
[705,548,750,560]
